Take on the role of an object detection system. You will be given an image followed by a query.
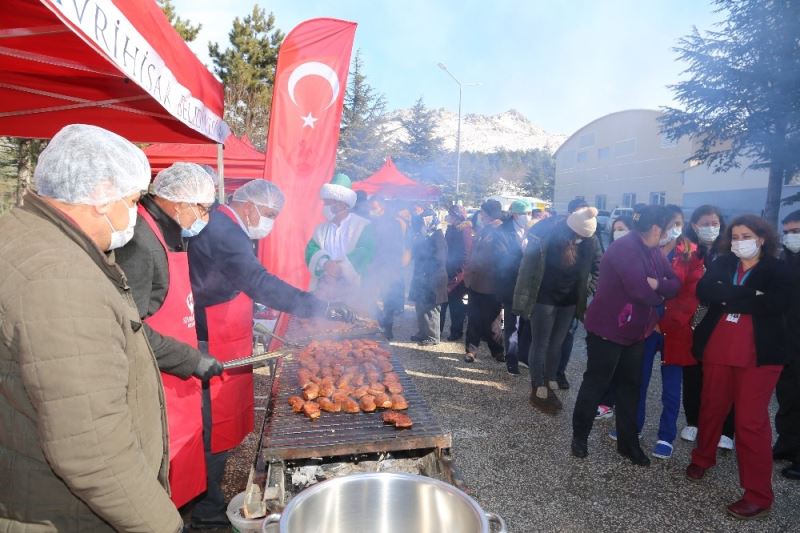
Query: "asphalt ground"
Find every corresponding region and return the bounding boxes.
[209,304,798,533]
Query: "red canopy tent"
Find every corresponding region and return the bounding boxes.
[352,157,440,200]
[0,0,228,145]
[145,135,265,194]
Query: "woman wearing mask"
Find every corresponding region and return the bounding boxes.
[611,217,633,242]
[686,215,791,519]
[620,206,694,460]
[409,209,448,346]
[571,205,680,465]
[680,205,735,450]
[513,207,598,412]
[594,216,634,420]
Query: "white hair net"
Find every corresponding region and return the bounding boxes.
[152,162,216,204]
[232,179,285,211]
[34,124,150,205]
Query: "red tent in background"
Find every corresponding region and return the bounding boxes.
[0,0,227,144]
[145,135,265,194]
[352,157,440,200]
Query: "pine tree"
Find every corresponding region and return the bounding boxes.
[209,6,284,149]
[157,0,201,42]
[394,97,444,183]
[660,0,800,227]
[337,51,390,180]
[525,150,556,201]
[398,98,443,163]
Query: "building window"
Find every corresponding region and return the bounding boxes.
[623,193,637,208]
[650,191,666,206]
[559,149,576,169]
[577,150,589,163]
[597,147,611,160]
[595,194,607,211]
[578,132,595,148]
[615,138,636,158]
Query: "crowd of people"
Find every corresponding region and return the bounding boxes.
[2,123,800,528]
[349,188,800,521]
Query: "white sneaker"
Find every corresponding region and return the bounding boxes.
[718,435,734,450]
[680,426,698,442]
[548,380,559,391]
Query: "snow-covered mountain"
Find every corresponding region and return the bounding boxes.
[384,108,567,154]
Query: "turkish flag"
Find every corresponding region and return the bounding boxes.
[259,18,357,292]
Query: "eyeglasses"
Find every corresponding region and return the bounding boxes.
[253,203,279,219]
[195,203,213,216]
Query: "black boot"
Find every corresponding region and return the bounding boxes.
[781,462,800,480]
[571,437,588,458]
[617,445,650,467]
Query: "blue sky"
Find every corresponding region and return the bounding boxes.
[174,0,721,136]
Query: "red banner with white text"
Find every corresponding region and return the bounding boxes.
[259,18,357,292]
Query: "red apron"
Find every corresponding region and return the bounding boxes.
[205,205,255,453]
[138,205,206,507]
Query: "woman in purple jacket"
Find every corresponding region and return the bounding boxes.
[571,205,680,466]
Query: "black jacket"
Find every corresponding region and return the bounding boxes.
[116,195,200,378]
[444,223,469,280]
[782,247,800,359]
[188,205,327,341]
[409,229,448,307]
[494,218,526,304]
[692,253,792,366]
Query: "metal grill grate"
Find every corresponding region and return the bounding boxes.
[261,352,452,461]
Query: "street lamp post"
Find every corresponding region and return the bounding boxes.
[438,63,478,200]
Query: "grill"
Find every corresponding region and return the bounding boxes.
[261,351,452,461]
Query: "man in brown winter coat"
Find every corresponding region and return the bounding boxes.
[0,124,183,532]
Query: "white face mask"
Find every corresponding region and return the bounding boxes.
[246,216,274,240]
[613,229,629,241]
[696,225,720,244]
[783,233,800,253]
[731,239,759,259]
[514,214,531,228]
[105,204,137,251]
[659,226,682,246]
[323,205,338,221]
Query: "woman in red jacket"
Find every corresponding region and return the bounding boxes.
[686,215,792,519]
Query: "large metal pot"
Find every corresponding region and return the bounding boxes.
[262,472,506,533]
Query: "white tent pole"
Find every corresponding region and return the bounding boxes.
[217,143,225,204]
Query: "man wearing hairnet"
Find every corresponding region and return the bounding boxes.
[0,124,183,531]
[187,179,353,528]
[116,162,223,511]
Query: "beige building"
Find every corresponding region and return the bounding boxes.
[553,109,694,213]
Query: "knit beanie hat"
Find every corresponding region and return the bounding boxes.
[567,206,598,237]
[320,173,357,207]
[480,199,503,220]
[510,199,532,214]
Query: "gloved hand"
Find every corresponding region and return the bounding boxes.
[193,352,224,380]
[326,301,355,323]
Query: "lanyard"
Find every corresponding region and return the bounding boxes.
[733,265,753,286]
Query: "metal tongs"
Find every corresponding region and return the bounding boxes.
[222,350,293,370]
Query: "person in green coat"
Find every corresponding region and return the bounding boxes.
[513,207,598,414]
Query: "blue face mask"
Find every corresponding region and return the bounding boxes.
[180,206,208,238]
